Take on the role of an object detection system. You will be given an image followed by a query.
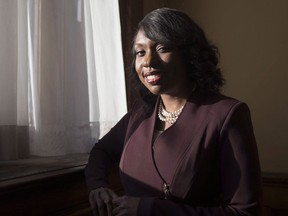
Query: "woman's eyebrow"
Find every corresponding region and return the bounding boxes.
[134,43,143,47]
[134,42,158,49]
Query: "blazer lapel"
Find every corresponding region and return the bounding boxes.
[119,100,163,194]
[153,97,210,199]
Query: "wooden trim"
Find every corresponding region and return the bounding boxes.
[119,0,143,109]
[0,166,90,216]
[262,172,288,188]
[262,172,288,216]
[0,165,85,192]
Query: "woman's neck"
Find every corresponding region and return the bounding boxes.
[160,82,194,112]
[159,78,195,111]
[160,94,187,113]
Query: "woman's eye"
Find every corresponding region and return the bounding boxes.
[157,46,170,53]
[135,50,145,57]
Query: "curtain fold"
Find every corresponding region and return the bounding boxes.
[0,0,127,159]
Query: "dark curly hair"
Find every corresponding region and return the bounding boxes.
[130,8,225,113]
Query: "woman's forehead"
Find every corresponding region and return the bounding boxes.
[134,29,173,48]
[134,30,155,46]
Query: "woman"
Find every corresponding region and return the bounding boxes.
[85,8,262,216]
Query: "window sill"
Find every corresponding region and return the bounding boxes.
[0,154,91,216]
[0,153,88,185]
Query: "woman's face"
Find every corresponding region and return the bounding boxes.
[134,30,189,96]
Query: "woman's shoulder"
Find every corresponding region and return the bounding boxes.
[128,98,157,117]
[189,93,249,118]
[127,99,145,115]
[208,94,244,109]
[125,99,151,126]
[191,93,242,106]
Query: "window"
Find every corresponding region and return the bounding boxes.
[0,0,127,162]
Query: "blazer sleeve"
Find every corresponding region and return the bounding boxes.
[85,111,131,191]
[137,102,262,216]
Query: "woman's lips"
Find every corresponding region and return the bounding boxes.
[145,74,161,84]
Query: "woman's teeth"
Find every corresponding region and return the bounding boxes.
[146,74,160,82]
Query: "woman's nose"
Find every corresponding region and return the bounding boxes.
[143,59,150,68]
[143,52,159,68]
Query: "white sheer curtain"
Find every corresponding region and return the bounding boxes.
[0,0,127,160]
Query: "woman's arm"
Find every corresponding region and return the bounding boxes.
[85,111,131,191]
[85,112,131,216]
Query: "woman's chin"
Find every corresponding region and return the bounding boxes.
[147,85,163,95]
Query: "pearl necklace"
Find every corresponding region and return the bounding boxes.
[158,100,184,125]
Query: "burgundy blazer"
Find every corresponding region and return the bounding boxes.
[85,94,262,216]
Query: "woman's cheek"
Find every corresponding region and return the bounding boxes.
[135,62,142,76]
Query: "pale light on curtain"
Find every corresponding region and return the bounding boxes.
[0,0,127,160]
